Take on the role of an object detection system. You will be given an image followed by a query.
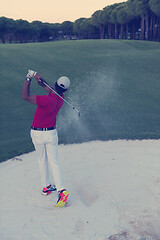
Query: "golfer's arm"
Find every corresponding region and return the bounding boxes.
[37,77,52,94]
[43,85,52,94]
[22,80,37,104]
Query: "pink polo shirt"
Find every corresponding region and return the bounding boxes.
[32,93,64,128]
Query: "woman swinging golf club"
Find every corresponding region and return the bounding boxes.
[22,70,70,207]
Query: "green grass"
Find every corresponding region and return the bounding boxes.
[0,39,160,162]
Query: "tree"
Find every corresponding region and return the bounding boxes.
[91,10,105,39]
[110,3,124,39]
[39,23,53,42]
[103,4,120,39]
[149,0,160,15]
[127,0,150,40]
[149,0,160,41]
[31,21,53,42]
[60,21,73,38]
[73,18,86,39]
[31,21,43,42]
[83,18,100,39]
[116,3,131,39]
[0,17,16,43]
[75,18,99,39]
[51,23,61,40]
[2,1,160,43]
[15,19,34,43]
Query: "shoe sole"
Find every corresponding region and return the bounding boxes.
[55,191,69,207]
[41,186,57,196]
[41,190,52,196]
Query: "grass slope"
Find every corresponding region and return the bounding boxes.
[0,39,160,162]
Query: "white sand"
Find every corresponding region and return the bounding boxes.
[0,140,160,240]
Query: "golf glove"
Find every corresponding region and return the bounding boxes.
[26,70,37,82]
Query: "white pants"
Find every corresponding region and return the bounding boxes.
[30,129,65,191]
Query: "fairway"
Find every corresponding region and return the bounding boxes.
[0,39,160,162]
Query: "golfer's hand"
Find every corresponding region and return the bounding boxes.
[34,73,41,81]
[35,74,46,87]
[26,70,37,82]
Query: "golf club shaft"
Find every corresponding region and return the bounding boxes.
[40,79,80,117]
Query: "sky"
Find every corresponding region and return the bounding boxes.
[0,0,127,23]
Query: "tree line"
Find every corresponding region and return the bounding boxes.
[0,0,160,43]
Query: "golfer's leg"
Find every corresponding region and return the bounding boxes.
[46,130,65,191]
[35,144,51,188]
[30,130,50,187]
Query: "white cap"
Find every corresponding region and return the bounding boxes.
[57,76,70,89]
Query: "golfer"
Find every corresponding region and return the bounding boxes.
[22,70,70,207]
